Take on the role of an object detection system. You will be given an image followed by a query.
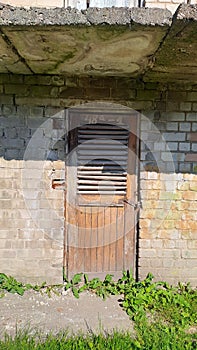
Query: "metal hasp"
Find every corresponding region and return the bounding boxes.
[123,199,142,210]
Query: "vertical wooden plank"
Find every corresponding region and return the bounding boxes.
[103,206,111,272]
[84,207,92,272]
[67,203,78,276]
[96,206,104,272]
[77,208,86,273]
[91,207,98,272]
[116,206,124,271]
[108,207,117,272]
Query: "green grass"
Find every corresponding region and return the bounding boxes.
[0,327,196,350]
[0,271,197,349]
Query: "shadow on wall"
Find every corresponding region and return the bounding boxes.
[0,106,66,162]
[0,103,196,174]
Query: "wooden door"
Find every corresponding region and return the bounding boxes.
[64,106,139,279]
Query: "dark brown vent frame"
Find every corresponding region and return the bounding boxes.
[77,124,129,206]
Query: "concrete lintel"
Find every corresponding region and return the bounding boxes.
[0,5,172,26]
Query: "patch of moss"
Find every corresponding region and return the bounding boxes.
[96,25,127,41]
[63,51,76,61]
[193,165,197,173]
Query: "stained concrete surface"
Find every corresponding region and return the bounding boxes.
[0,5,197,81]
[0,289,133,338]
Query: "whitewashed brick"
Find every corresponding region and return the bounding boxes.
[180,103,192,112]
[179,163,191,172]
[179,122,191,132]
[141,132,149,141]
[161,152,174,161]
[179,142,191,151]
[167,142,178,151]
[163,132,186,142]
[164,181,176,191]
[166,122,178,131]
[153,142,166,151]
[145,2,167,8]
[172,153,185,162]
[186,113,197,121]
[162,259,174,268]
[158,249,181,259]
[182,250,197,259]
[4,0,64,7]
[139,240,151,249]
[192,144,197,152]
[147,172,159,180]
[161,112,185,121]
[139,249,157,258]
[192,123,197,131]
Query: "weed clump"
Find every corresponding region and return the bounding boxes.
[0,271,196,349]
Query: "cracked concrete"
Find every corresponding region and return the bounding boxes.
[0,290,133,338]
[0,4,196,81]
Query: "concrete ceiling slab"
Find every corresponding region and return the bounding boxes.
[0,32,31,73]
[0,5,197,82]
[144,5,197,82]
[3,26,167,76]
[0,6,171,77]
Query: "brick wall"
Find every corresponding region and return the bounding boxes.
[0,74,196,284]
[3,0,64,8]
[139,172,197,285]
[0,101,65,283]
[0,158,64,284]
[139,92,197,286]
[3,0,197,13]
[144,0,197,15]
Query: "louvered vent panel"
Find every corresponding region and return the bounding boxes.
[77,124,129,195]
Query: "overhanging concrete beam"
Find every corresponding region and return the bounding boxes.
[0,4,197,82]
[144,4,197,83]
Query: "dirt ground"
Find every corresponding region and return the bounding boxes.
[0,289,133,339]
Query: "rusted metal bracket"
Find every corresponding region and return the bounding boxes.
[123,199,142,210]
[52,179,65,190]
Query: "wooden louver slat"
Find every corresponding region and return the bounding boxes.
[77,124,129,196]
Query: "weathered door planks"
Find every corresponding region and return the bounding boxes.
[64,107,139,279]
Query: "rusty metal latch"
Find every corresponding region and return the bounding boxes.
[123,199,142,210]
[52,179,65,190]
